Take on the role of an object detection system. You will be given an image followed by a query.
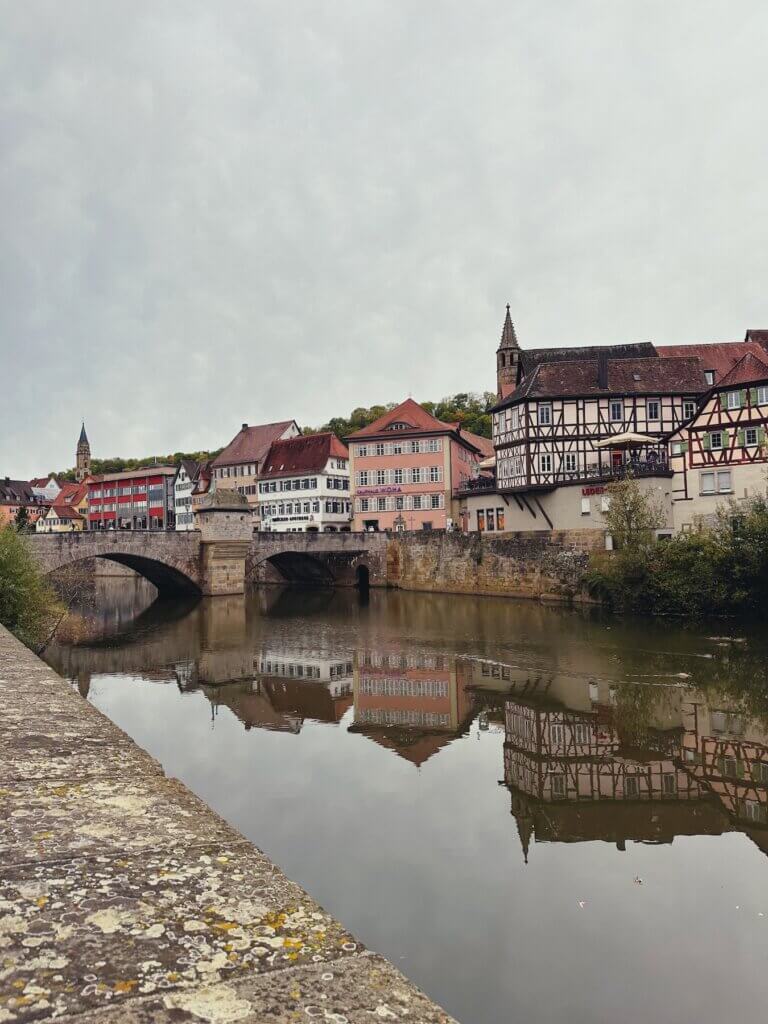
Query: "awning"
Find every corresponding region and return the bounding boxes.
[478,455,496,470]
[595,432,659,449]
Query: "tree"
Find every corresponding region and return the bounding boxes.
[0,525,61,647]
[603,475,665,552]
[14,506,30,532]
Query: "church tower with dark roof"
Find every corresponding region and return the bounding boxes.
[497,304,520,400]
[76,422,91,482]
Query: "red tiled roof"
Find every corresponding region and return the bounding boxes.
[656,341,768,381]
[261,433,348,478]
[346,399,453,438]
[50,504,84,520]
[29,476,57,488]
[461,430,494,459]
[213,421,298,468]
[347,399,485,455]
[715,351,768,388]
[57,482,88,505]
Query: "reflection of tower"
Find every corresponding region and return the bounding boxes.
[496,304,520,400]
[76,422,91,482]
[510,792,534,864]
[76,674,91,700]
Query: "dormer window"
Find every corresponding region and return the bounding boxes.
[705,370,715,386]
[387,422,411,431]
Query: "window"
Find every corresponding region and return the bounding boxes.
[394,468,403,485]
[624,775,639,798]
[539,453,552,474]
[610,400,623,422]
[375,470,387,485]
[429,465,441,483]
[758,386,768,405]
[412,495,422,510]
[487,510,495,531]
[360,498,369,512]
[701,470,731,495]
[671,440,687,455]
[551,775,565,798]
[357,445,368,457]
[581,497,591,516]
[431,494,441,509]
[497,508,505,531]
[477,510,485,531]
[564,452,577,473]
[705,370,715,385]
[427,438,442,452]
[726,391,741,410]
[744,800,768,824]
[410,440,422,454]
[663,773,677,795]
[684,400,696,420]
[745,427,759,447]
[709,431,723,450]
[539,403,552,426]
[754,762,768,784]
[647,400,660,420]
[374,443,385,456]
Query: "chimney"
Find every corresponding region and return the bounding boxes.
[597,351,609,389]
[242,423,248,431]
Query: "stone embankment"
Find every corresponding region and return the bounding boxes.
[0,624,456,1024]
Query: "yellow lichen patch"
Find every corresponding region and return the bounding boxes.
[283,938,303,950]
[166,972,180,983]
[114,980,139,994]
[212,921,239,932]
[32,832,53,842]
[12,980,26,990]
[35,897,49,909]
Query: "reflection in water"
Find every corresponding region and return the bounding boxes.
[43,580,768,1024]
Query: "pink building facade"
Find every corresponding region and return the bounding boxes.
[347,399,490,531]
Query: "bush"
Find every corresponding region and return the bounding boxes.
[0,525,61,647]
[588,492,768,619]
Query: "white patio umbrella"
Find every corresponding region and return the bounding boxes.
[595,432,658,449]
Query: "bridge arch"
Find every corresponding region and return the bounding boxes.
[254,551,336,586]
[26,533,204,597]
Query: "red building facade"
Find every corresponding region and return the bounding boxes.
[87,466,177,530]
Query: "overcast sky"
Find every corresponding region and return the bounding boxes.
[2,1,767,476]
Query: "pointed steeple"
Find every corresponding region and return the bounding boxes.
[496,304,520,400]
[498,303,519,352]
[78,422,89,447]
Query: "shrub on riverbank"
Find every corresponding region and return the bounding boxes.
[0,525,61,647]
[586,487,768,618]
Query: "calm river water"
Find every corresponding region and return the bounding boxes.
[44,577,768,1024]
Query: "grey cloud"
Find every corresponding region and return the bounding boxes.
[1,0,766,474]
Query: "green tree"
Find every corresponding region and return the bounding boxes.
[0,525,61,648]
[603,475,665,553]
[14,506,30,532]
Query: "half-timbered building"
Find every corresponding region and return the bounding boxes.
[668,350,768,531]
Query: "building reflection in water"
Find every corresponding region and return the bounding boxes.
[46,582,768,862]
[499,672,768,861]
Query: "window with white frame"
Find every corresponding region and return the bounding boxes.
[647,400,660,420]
[394,468,403,484]
[745,427,758,447]
[705,370,715,385]
[357,445,369,457]
[709,431,723,450]
[564,452,577,473]
[683,400,696,420]
[610,400,624,422]
[727,391,741,410]
[427,438,442,452]
[758,386,768,405]
[540,453,553,474]
[539,403,552,426]
[429,465,442,483]
[581,497,591,515]
[374,443,385,456]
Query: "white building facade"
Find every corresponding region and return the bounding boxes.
[174,461,199,531]
[257,433,351,533]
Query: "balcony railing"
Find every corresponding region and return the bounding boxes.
[454,476,497,496]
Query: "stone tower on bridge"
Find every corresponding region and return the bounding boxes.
[75,422,91,482]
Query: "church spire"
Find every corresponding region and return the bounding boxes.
[496,304,520,399]
[498,304,519,351]
[78,422,89,446]
[76,422,91,482]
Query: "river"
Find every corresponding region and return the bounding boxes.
[43,576,768,1024]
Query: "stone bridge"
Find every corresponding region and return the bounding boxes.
[25,526,601,602]
[24,529,389,596]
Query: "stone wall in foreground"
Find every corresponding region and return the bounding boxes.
[0,624,456,1024]
[387,530,603,603]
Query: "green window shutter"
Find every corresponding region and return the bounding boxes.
[719,394,728,411]
[738,429,746,447]
[702,433,711,451]
[760,427,767,447]
[750,387,759,405]
[722,429,730,446]
[717,756,725,775]
[740,390,747,408]
[737,760,746,779]
[681,440,689,453]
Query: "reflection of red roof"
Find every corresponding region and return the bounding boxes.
[657,341,768,382]
[351,725,457,766]
[261,433,348,478]
[213,421,297,468]
[715,352,768,388]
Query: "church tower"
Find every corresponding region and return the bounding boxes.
[496,304,520,400]
[76,422,91,482]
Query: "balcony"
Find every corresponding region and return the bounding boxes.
[454,475,497,497]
